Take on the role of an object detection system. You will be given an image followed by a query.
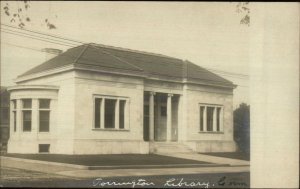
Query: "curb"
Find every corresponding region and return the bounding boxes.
[1,156,87,169]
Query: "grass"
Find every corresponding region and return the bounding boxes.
[200,152,250,161]
[4,153,211,166]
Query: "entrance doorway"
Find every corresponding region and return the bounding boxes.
[143,92,179,142]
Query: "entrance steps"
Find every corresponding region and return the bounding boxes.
[152,142,194,154]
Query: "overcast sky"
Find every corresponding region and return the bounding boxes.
[1,1,249,108]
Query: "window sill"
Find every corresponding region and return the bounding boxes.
[92,128,130,132]
[198,131,224,134]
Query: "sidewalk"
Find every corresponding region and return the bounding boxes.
[156,153,250,166]
[1,153,250,179]
[56,166,249,178]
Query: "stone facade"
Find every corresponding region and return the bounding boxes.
[7,69,236,154]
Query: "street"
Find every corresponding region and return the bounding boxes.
[0,167,249,188]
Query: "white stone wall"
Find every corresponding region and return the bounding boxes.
[8,69,236,154]
[8,71,76,154]
[72,70,148,154]
[183,84,236,152]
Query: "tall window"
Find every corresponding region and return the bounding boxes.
[39,99,50,132]
[94,98,102,128]
[12,100,16,132]
[94,96,128,130]
[199,106,205,131]
[119,100,126,129]
[22,99,32,132]
[216,107,221,131]
[199,104,223,132]
[105,99,116,128]
[206,107,214,131]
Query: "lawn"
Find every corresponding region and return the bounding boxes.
[4,154,211,166]
[200,152,250,161]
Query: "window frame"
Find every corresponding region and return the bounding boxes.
[199,103,224,133]
[93,95,130,131]
[38,99,51,132]
[21,99,32,132]
[11,100,17,132]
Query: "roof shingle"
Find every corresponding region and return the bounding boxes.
[19,43,234,88]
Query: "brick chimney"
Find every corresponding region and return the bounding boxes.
[41,48,63,61]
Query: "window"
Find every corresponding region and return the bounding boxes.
[39,144,50,153]
[199,104,223,132]
[23,99,32,109]
[94,96,128,129]
[22,99,32,132]
[199,106,205,131]
[119,100,126,129]
[216,107,221,131]
[206,107,214,131]
[13,111,16,132]
[105,99,116,128]
[39,99,50,132]
[94,98,102,128]
[11,100,16,132]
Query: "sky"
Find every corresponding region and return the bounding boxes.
[1,1,249,108]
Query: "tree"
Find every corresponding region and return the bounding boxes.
[234,103,250,153]
[236,2,250,26]
[2,1,57,29]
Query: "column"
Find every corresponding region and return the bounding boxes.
[213,107,217,132]
[115,99,120,129]
[149,92,155,141]
[166,93,173,141]
[100,98,105,128]
[203,106,207,131]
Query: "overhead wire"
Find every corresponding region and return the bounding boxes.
[1,24,249,87]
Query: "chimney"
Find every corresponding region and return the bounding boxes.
[42,48,63,61]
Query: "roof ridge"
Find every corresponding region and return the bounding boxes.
[89,43,181,60]
[88,45,144,71]
[74,44,89,63]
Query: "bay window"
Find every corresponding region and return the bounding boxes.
[22,99,32,132]
[39,99,50,132]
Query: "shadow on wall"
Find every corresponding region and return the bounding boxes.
[233,103,250,154]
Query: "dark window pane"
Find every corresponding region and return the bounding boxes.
[217,107,221,131]
[161,106,167,116]
[39,111,50,132]
[94,98,101,128]
[105,99,116,128]
[119,100,126,129]
[13,111,16,132]
[39,99,50,109]
[144,105,149,116]
[200,106,205,131]
[39,144,50,153]
[23,110,31,131]
[207,107,214,131]
[23,99,32,109]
